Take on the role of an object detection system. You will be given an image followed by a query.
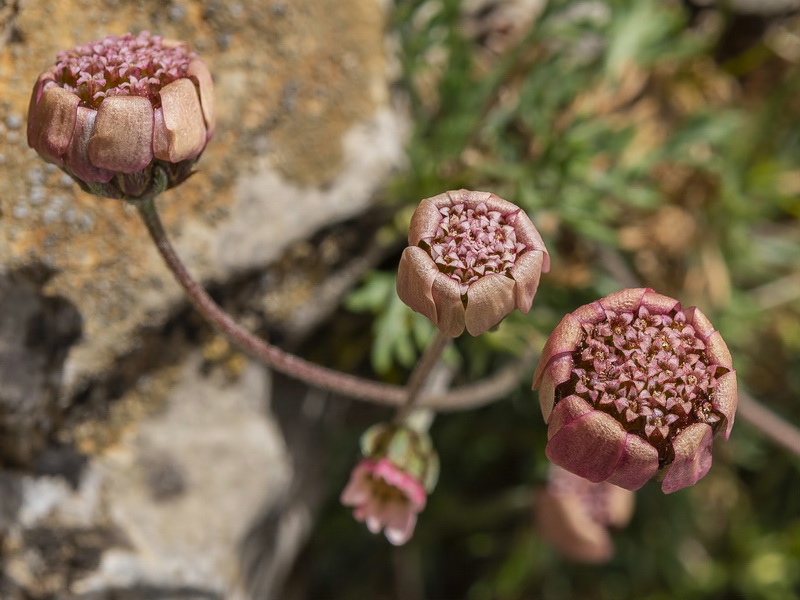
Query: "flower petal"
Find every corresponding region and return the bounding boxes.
[571,301,606,324]
[26,68,57,148]
[64,106,115,183]
[88,95,154,173]
[408,197,444,245]
[532,314,584,389]
[509,251,544,313]
[547,395,594,440]
[605,433,659,491]
[157,78,207,162]
[598,288,650,314]
[464,273,516,335]
[661,422,713,494]
[538,354,574,423]
[641,290,681,314]
[30,86,80,165]
[684,306,715,339]
[712,370,737,439]
[187,59,216,137]
[705,331,733,369]
[431,273,466,337]
[396,246,438,323]
[546,409,627,483]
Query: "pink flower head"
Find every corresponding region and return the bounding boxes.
[340,458,427,546]
[397,190,550,337]
[27,31,215,200]
[533,288,737,494]
[537,465,634,563]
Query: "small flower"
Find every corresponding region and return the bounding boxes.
[341,458,427,545]
[533,288,737,493]
[537,465,634,563]
[397,190,550,337]
[341,423,438,545]
[27,31,215,200]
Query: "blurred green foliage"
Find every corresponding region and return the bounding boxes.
[303,0,800,598]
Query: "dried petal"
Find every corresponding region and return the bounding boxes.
[546,408,627,482]
[64,107,115,183]
[157,78,207,162]
[661,423,714,494]
[88,95,154,172]
[509,250,544,313]
[30,87,80,164]
[396,246,438,323]
[187,59,216,136]
[464,273,516,335]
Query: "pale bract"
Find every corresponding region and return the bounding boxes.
[533,288,737,494]
[397,190,550,337]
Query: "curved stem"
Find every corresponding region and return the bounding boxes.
[136,197,529,410]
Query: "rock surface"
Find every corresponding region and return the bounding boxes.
[0,0,404,597]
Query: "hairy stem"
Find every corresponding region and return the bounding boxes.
[136,197,529,410]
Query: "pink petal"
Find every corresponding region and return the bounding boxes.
[157,78,207,162]
[598,288,650,314]
[605,433,659,491]
[431,273,466,337]
[408,198,443,245]
[88,95,154,173]
[547,395,594,440]
[683,306,715,339]
[187,59,216,137]
[537,354,574,423]
[510,210,550,272]
[661,423,714,494]
[641,290,681,315]
[396,246,438,323]
[26,68,57,147]
[712,370,737,439]
[384,503,417,546]
[532,314,584,389]
[571,301,606,324]
[64,106,115,183]
[442,189,491,208]
[464,273,516,335]
[705,331,733,369]
[373,459,427,510]
[29,87,80,165]
[509,251,544,313]
[546,409,627,483]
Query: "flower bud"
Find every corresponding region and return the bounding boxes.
[537,465,634,563]
[340,423,438,545]
[27,31,215,200]
[533,288,737,494]
[397,190,550,337]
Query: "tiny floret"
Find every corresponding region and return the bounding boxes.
[533,288,737,493]
[27,31,215,200]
